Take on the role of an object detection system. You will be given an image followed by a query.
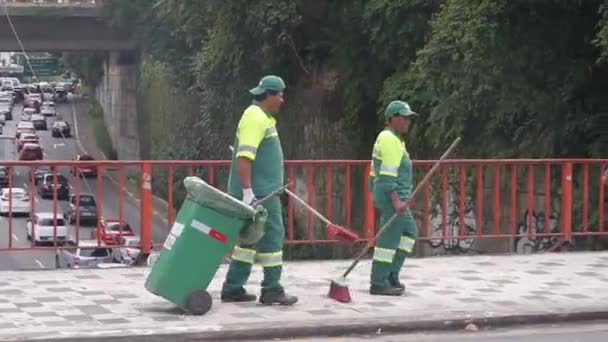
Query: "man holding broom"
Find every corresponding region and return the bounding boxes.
[368,100,419,296]
[220,75,298,306]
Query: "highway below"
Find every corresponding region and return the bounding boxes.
[0,95,167,270]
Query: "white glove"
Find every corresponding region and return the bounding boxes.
[242,188,256,205]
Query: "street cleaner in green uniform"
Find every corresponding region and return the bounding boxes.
[221,75,298,306]
[368,100,418,296]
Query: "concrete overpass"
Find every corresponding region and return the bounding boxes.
[0,0,142,161]
[0,0,136,51]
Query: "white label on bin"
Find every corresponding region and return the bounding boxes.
[170,222,184,237]
[163,234,177,250]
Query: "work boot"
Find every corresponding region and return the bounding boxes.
[388,272,406,292]
[369,284,404,296]
[259,288,298,306]
[221,287,256,303]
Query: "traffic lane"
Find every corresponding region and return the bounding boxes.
[0,117,60,270]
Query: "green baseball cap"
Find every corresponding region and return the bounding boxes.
[384,100,418,119]
[249,75,286,95]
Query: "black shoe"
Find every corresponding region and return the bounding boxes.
[221,287,257,303]
[388,273,406,292]
[369,284,404,296]
[259,288,298,306]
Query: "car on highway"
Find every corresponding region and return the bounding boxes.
[1,80,13,93]
[63,193,98,226]
[71,154,97,177]
[26,212,69,246]
[56,240,113,269]
[19,143,43,161]
[31,165,52,186]
[0,104,11,121]
[112,236,143,265]
[21,107,36,121]
[40,102,56,117]
[24,93,40,106]
[17,133,39,152]
[31,114,47,130]
[16,121,35,139]
[0,114,6,126]
[95,219,135,245]
[53,87,68,103]
[0,166,12,188]
[0,187,31,216]
[38,173,69,200]
[51,120,71,138]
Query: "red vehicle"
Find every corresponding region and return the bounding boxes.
[94,219,135,245]
[15,123,36,140]
[17,133,39,152]
[71,154,97,177]
[19,143,43,161]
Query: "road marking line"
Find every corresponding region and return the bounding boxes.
[35,259,45,269]
[15,170,20,176]
[43,152,48,157]
[53,143,65,149]
[69,185,73,190]
[23,183,28,189]
[34,197,39,204]
[12,233,18,241]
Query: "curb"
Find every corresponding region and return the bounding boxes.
[34,310,608,342]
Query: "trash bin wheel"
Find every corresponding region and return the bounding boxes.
[184,289,213,315]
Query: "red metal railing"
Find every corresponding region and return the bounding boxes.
[0,159,606,255]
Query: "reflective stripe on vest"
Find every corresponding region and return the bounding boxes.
[399,236,416,253]
[232,246,256,264]
[373,247,395,263]
[257,251,283,267]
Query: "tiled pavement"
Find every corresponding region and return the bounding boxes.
[1,252,608,341]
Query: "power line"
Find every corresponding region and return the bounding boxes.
[2,3,38,79]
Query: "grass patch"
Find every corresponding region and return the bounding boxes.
[88,100,117,160]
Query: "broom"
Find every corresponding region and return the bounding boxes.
[284,188,359,243]
[328,137,462,303]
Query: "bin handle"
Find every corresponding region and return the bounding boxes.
[253,182,292,206]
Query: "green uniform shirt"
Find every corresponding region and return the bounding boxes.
[369,128,413,201]
[228,102,284,197]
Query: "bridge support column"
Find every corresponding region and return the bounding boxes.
[95,50,140,161]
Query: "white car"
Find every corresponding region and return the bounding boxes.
[112,236,142,265]
[0,188,31,216]
[40,103,56,117]
[26,213,69,246]
[21,108,36,121]
[56,240,114,269]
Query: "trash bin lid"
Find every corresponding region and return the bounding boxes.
[183,177,256,220]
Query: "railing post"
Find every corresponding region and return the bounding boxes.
[561,162,573,242]
[363,163,375,240]
[140,163,152,262]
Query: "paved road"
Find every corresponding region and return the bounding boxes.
[0,96,167,270]
[280,320,608,342]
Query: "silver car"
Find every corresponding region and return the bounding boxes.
[56,240,113,269]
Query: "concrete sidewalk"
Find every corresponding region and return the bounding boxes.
[0,252,607,341]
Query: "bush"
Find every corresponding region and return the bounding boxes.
[88,100,117,160]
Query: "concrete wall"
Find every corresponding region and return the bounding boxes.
[95,51,141,161]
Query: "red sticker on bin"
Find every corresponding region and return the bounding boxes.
[191,219,228,243]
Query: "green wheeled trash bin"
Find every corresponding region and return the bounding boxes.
[145,176,267,315]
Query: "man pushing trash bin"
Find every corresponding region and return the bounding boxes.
[220,75,298,306]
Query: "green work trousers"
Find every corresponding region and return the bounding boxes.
[222,196,284,294]
[370,199,418,287]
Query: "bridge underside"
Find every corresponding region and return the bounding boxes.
[0,17,135,51]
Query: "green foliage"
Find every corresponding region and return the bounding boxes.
[88,100,117,159]
[63,52,105,87]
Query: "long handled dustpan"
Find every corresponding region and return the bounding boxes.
[328,137,462,303]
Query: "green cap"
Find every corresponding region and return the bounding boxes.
[384,100,418,119]
[249,75,286,95]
